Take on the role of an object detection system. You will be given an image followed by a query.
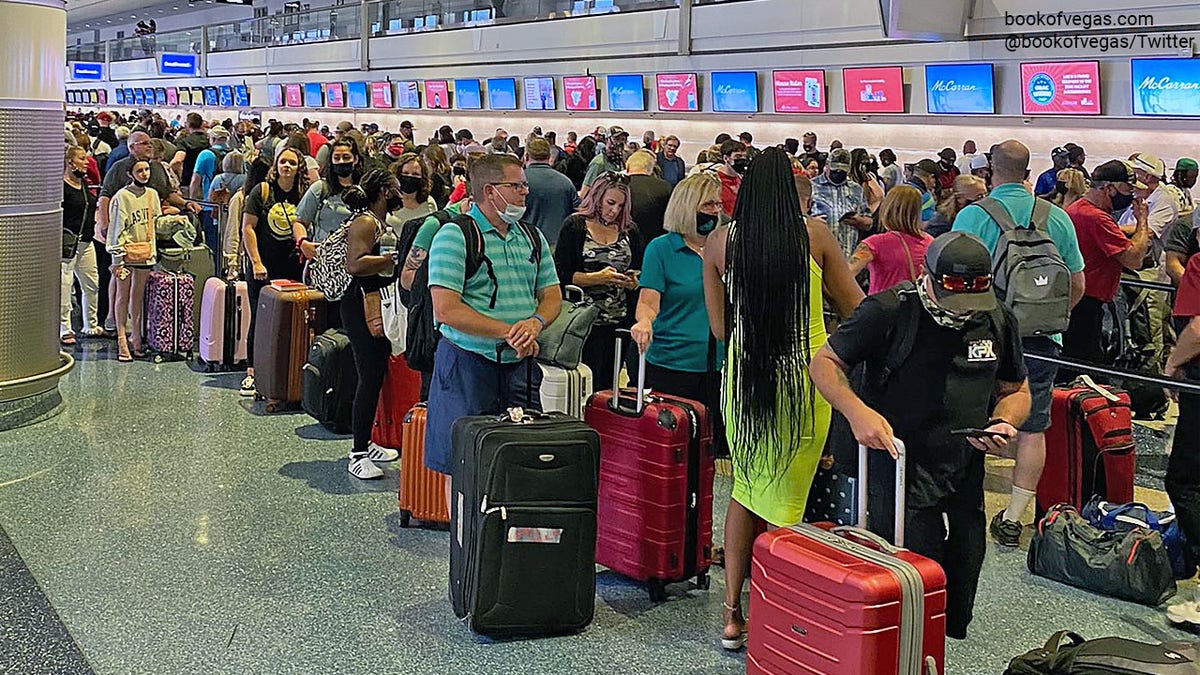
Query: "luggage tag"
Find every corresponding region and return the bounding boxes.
[1079,375,1121,402]
[506,527,563,544]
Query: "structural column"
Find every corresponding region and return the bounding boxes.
[0,0,73,427]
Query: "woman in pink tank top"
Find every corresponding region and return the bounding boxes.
[849,185,934,295]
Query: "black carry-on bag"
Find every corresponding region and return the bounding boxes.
[448,345,601,638]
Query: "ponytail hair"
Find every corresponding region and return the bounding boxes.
[342,168,393,211]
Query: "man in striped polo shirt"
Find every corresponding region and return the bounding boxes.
[424,154,562,486]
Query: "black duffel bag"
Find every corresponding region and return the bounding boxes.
[1028,504,1176,606]
[1006,631,1200,674]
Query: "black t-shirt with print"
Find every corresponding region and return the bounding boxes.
[828,289,1026,507]
[243,180,303,279]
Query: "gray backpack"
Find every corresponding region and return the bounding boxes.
[976,197,1071,337]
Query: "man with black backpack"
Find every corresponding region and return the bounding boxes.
[420,155,561,495]
[811,232,1031,639]
[952,140,1087,548]
[173,113,210,188]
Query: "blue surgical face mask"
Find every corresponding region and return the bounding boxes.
[491,190,526,224]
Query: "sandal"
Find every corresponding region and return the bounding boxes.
[117,337,133,362]
[82,327,107,338]
[130,338,148,359]
[720,602,747,651]
[712,546,725,567]
[60,334,77,346]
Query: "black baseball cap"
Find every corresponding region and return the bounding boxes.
[924,232,996,312]
[938,148,956,163]
[1092,159,1147,189]
[915,158,942,175]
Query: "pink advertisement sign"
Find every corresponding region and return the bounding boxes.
[425,80,450,109]
[656,73,698,112]
[1020,61,1101,115]
[842,66,905,113]
[563,76,597,111]
[773,70,826,113]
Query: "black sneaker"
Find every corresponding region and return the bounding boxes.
[990,510,1023,548]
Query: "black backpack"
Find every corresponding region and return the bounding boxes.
[397,209,541,372]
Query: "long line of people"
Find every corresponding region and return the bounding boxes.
[61,106,1200,643]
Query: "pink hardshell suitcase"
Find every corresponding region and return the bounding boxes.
[199,276,250,370]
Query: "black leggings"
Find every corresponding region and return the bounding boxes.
[246,278,266,368]
[341,287,391,456]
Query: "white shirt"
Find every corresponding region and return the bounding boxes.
[1119,183,1178,266]
[956,154,976,176]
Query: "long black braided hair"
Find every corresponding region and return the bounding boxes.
[724,146,815,481]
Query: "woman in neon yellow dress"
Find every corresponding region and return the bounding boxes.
[703,148,863,650]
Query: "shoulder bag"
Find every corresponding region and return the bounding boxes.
[536,284,599,370]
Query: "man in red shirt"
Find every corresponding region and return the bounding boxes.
[1062,159,1152,366]
[1165,254,1200,630]
[305,120,327,158]
[716,139,749,219]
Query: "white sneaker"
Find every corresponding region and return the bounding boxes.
[239,375,255,397]
[348,456,384,479]
[365,442,399,463]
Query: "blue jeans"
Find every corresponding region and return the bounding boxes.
[424,339,542,474]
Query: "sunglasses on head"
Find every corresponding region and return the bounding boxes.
[601,171,630,186]
[936,273,992,293]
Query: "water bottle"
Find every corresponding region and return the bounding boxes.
[378,226,397,277]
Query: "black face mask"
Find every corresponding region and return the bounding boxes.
[803,144,815,153]
[452,166,467,177]
[399,175,423,195]
[385,192,403,212]
[1054,181,1068,195]
[1110,189,1135,213]
[71,168,87,179]
[696,212,718,235]
[330,162,355,178]
[131,177,149,188]
[828,169,848,185]
[731,158,750,175]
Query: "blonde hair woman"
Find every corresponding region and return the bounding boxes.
[849,186,934,295]
[1053,167,1087,208]
[631,173,724,399]
[107,159,162,361]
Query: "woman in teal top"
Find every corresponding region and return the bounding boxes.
[703,149,862,651]
[632,173,724,402]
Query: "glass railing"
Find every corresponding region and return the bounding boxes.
[208,5,362,53]
[84,0,709,61]
[67,41,106,63]
[366,0,677,37]
[109,28,203,62]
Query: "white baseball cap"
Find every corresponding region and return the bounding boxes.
[1131,153,1166,180]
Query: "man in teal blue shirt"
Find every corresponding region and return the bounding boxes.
[424,154,562,480]
[951,139,1086,548]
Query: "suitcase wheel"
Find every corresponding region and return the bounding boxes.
[647,580,667,603]
[695,573,710,591]
[154,354,164,364]
[398,510,411,528]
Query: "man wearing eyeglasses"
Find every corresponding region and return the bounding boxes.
[811,231,1031,640]
[424,154,562,490]
[950,140,1086,549]
[656,135,686,189]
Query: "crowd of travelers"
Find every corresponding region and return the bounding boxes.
[62,106,1200,643]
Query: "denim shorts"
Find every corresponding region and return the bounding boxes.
[423,339,542,474]
[1020,337,1061,433]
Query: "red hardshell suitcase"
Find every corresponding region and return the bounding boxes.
[1037,377,1136,515]
[748,441,947,675]
[145,270,196,360]
[198,277,249,370]
[584,332,714,601]
[372,354,423,452]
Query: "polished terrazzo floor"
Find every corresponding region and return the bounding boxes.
[1,340,1193,674]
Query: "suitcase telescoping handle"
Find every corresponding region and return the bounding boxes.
[839,440,907,548]
[611,328,647,415]
[495,342,535,412]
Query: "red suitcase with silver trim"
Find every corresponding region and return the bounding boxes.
[748,441,946,675]
[584,331,714,601]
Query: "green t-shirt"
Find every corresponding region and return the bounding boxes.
[426,204,558,362]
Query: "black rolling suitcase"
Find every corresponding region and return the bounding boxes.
[301,329,357,433]
[449,404,601,638]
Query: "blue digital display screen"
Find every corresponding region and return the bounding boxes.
[711,71,759,113]
[218,85,233,107]
[234,84,250,107]
[304,82,324,107]
[925,63,995,114]
[455,79,482,109]
[1131,58,1200,117]
[607,74,645,111]
[487,78,518,110]
[347,81,369,109]
[204,86,219,107]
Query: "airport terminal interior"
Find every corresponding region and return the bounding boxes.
[3,0,1200,673]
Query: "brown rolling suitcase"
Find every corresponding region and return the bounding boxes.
[254,282,328,412]
[397,403,449,528]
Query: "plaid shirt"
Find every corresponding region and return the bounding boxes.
[811,175,869,258]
